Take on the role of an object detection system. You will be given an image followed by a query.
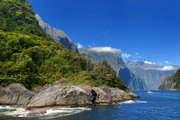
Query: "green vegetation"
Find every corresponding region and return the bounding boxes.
[158,75,173,90]
[0,31,128,90]
[173,69,180,90]
[0,0,128,90]
[0,0,52,40]
[158,69,180,90]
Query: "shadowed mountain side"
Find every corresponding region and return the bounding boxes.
[118,67,147,90]
[36,14,78,53]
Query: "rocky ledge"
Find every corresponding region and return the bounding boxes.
[0,83,139,114]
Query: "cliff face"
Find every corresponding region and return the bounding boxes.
[36,14,79,53]
[158,69,180,90]
[118,67,147,90]
[158,75,174,90]
[173,69,180,90]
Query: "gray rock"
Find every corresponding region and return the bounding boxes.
[0,84,35,107]
[36,14,79,53]
[27,85,94,109]
[0,84,138,109]
[93,87,132,103]
[27,85,135,109]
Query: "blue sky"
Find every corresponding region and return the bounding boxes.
[28,0,180,65]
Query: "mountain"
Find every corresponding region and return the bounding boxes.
[158,74,174,90]
[125,61,179,90]
[79,48,147,90]
[118,67,147,90]
[159,69,180,90]
[79,48,126,73]
[36,14,78,53]
[0,0,128,91]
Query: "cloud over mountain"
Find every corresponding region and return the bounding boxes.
[87,47,120,53]
[161,66,176,71]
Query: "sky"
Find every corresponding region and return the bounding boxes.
[28,0,180,65]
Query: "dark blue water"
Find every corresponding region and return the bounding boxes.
[0,91,180,120]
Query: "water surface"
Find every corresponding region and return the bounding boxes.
[0,91,180,120]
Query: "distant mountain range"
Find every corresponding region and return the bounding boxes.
[79,48,180,90]
[36,14,78,53]
[125,61,180,90]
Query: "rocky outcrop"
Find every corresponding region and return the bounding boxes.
[0,83,139,110]
[27,85,94,109]
[0,84,35,107]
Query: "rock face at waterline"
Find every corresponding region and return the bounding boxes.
[0,84,35,107]
[0,84,139,109]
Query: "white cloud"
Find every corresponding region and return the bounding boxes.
[165,61,169,64]
[161,66,176,71]
[88,47,120,53]
[77,43,83,48]
[122,53,131,59]
[144,61,153,64]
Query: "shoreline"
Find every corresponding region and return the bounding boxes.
[0,83,139,117]
[1,99,136,117]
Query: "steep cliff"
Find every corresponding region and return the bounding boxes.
[159,69,180,90]
[36,14,78,53]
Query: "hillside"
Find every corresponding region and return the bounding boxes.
[36,14,79,53]
[173,69,180,90]
[79,48,126,73]
[0,0,51,40]
[79,48,147,90]
[0,0,128,91]
[158,69,180,90]
[158,75,174,90]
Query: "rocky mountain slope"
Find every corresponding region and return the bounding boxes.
[79,48,126,73]
[36,14,78,53]
[159,69,180,90]
[79,48,147,90]
[158,74,174,90]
